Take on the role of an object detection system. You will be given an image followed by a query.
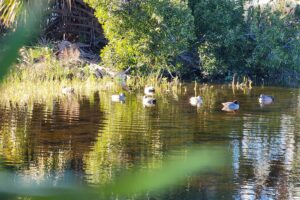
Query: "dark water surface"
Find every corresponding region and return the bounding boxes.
[1,84,300,199]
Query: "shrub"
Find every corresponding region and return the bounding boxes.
[191,0,300,82]
[245,7,300,80]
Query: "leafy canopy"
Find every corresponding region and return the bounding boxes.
[85,0,195,74]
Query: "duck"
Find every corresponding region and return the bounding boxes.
[258,94,274,104]
[143,96,156,107]
[111,93,126,102]
[62,86,74,95]
[144,86,155,96]
[189,96,203,106]
[222,100,239,112]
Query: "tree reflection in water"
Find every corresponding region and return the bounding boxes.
[0,85,300,199]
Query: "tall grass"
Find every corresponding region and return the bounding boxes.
[0,45,183,108]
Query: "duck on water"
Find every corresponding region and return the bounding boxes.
[190,96,203,107]
[222,100,239,112]
[144,86,155,96]
[111,93,126,103]
[259,94,274,104]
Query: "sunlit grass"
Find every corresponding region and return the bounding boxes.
[0,45,182,108]
[0,78,112,107]
[0,74,182,109]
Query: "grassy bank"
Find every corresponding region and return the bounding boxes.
[0,45,183,108]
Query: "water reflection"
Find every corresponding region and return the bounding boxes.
[0,92,102,184]
[232,111,297,199]
[0,85,300,199]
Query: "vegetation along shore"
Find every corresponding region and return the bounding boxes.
[0,1,300,200]
[0,0,299,105]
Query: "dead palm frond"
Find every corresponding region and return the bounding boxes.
[0,0,105,47]
[0,0,73,27]
[0,0,24,26]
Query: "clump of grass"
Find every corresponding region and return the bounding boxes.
[0,77,120,108]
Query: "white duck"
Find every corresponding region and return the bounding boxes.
[62,86,74,95]
[189,96,203,107]
[144,86,155,96]
[111,93,126,103]
[143,96,156,107]
[258,94,274,104]
[222,100,239,112]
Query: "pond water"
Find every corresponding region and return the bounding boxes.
[0,84,300,199]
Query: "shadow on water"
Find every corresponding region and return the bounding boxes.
[0,84,300,199]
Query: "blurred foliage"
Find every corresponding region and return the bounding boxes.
[0,148,228,200]
[0,0,43,81]
[101,148,227,197]
[84,0,195,75]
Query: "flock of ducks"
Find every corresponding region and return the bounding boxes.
[111,86,157,107]
[143,86,157,107]
[222,94,274,112]
[190,94,274,112]
[63,85,274,111]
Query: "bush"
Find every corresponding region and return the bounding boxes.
[190,0,300,82]
[190,0,245,79]
[245,7,300,80]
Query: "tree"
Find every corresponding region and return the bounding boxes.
[244,7,300,80]
[85,0,195,75]
[190,0,246,78]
